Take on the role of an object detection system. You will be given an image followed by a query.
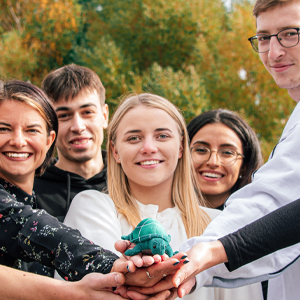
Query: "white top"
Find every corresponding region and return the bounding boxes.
[180,102,300,300]
[58,191,263,300]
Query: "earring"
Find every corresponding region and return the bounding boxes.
[239,175,242,179]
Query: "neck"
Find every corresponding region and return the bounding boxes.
[0,174,34,195]
[204,192,230,209]
[288,88,300,103]
[55,153,104,179]
[129,180,174,212]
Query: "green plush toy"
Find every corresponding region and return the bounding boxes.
[121,218,174,257]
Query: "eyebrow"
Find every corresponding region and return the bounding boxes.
[28,124,43,129]
[55,103,97,112]
[192,141,238,148]
[256,26,300,34]
[0,122,43,128]
[0,122,11,126]
[124,128,172,135]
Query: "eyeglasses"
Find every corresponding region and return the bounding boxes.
[248,28,300,53]
[190,146,244,167]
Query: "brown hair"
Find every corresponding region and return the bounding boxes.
[107,93,210,238]
[253,0,299,16]
[0,80,58,176]
[42,64,106,105]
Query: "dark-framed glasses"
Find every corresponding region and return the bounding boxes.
[248,27,300,53]
[190,146,244,167]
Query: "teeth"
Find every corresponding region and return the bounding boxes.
[5,153,30,158]
[140,160,160,166]
[202,172,222,178]
[72,139,89,145]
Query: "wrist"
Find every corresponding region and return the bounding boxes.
[207,240,228,268]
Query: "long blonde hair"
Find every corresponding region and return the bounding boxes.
[107,93,210,238]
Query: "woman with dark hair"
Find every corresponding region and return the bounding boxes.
[187,109,263,209]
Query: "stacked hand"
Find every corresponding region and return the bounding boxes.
[111,240,227,299]
[112,240,193,299]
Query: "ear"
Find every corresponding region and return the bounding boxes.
[178,136,184,159]
[102,104,109,129]
[46,130,56,152]
[111,140,121,164]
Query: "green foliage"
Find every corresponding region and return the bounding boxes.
[0,0,296,161]
[0,30,38,81]
[129,63,210,123]
[89,0,199,71]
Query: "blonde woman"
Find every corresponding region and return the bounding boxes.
[62,93,263,299]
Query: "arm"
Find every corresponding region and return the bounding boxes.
[173,197,300,295]
[220,197,300,271]
[0,189,118,281]
[0,265,126,300]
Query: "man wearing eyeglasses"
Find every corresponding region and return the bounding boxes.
[164,1,300,300]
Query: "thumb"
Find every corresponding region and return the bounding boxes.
[172,263,192,288]
[84,272,125,289]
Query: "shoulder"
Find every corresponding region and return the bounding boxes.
[200,206,221,220]
[70,190,116,213]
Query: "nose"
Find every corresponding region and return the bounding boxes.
[140,138,158,154]
[10,129,27,148]
[268,36,285,60]
[206,151,219,166]
[70,114,86,133]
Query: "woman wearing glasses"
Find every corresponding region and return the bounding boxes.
[188,109,263,210]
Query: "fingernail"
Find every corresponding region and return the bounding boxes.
[181,255,188,259]
[173,261,180,266]
[181,288,186,297]
[127,265,131,272]
[115,273,123,285]
[175,277,181,287]
[183,259,190,264]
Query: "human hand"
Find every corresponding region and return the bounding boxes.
[114,252,190,299]
[123,273,195,299]
[124,251,188,287]
[115,240,166,267]
[173,240,227,297]
[73,272,128,299]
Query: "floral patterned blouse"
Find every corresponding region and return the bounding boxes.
[0,179,118,281]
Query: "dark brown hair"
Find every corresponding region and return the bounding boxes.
[187,109,263,194]
[42,64,106,105]
[0,80,58,176]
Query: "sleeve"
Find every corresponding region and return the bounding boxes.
[180,119,300,288]
[0,189,118,281]
[62,191,123,256]
[219,198,300,271]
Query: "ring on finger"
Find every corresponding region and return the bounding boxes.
[146,269,154,279]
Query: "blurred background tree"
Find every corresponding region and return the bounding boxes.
[0,0,295,159]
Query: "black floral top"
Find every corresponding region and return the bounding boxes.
[0,179,118,280]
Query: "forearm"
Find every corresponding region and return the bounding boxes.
[204,240,228,270]
[0,265,80,300]
[219,198,300,271]
[0,193,118,280]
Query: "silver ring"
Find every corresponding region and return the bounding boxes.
[163,274,167,277]
[146,270,154,279]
